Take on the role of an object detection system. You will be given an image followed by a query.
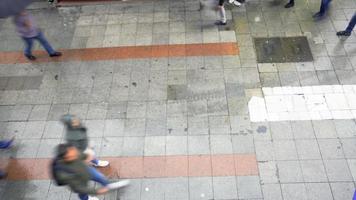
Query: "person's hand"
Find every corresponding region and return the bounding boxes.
[97,187,109,194]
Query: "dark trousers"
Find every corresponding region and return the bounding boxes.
[22,32,55,56]
[318,0,331,15]
[346,13,356,33]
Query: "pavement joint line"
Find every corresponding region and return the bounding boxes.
[0,42,239,65]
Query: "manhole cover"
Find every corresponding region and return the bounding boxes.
[254,36,313,63]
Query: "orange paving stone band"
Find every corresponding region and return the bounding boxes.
[2,154,257,180]
[0,43,239,64]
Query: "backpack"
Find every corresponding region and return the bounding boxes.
[51,158,74,186]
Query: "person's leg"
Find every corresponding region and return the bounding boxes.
[78,194,89,200]
[87,166,109,186]
[318,0,331,15]
[35,32,56,55]
[216,5,227,25]
[23,37,34,56]
[346,13,356,33]
[285,0,294,8]
[0,139,14,149]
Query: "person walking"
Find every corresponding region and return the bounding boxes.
[337,13,356,37]
[13,11,62,60]
[313,0,332,18]
[0,138,15,179]
[61,115,109,168]
[215,0,227,25]
[284,0,294,8]
[53,144,129,200]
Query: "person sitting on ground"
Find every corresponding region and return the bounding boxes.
[53,144,129,200]
[61,115,109,167]
[337,12,356,37]
[13,11,62,61]
[0,138,15,179]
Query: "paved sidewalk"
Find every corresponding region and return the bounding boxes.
[0,0,355,199]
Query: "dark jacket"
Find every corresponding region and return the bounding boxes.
[56,154,97,195]
[65,126,88,152]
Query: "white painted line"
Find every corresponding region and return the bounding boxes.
[248,85,356,122]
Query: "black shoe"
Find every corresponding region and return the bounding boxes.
[50,52,62,57]
[215,21,227,26]
[0,171,7,179]
[25,54,36,60]
[313,12,323,18]
[336,31,351,36]
[284,2,294,8]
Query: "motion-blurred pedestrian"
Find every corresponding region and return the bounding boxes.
[337,13,356,37]
[13,11,62,61]
[52,144,129,200]
[0,138,14,179]
[284,0,294,8]
[313,0,332,18]
[61,115,109,168]
[215,0,227,25]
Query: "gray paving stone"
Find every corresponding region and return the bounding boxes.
[167,116,187,135]
[330,182,355,200]
[305,183,333,200]
[281,183,308,200]
[146,118,167,136]
[23,76,43,90]
[341,138,356,159]
[188,135,210,155]
[36,139,61,158]
[300,160,328,182]
[189,177,213,200]
[6,76,24,90]
[298,71,320,86]
[9,105,32,121]
[255,140,275,161]
[144,136,165,156]
[231,135,254,154]
[122,136,144,156]
[124,118,146,136]
[86,103,108,119]
[16,139,40,158]
[164,178,189,200]
[21,121,46,139]
[68,104,88,120]
[295,139,322,160]
[106,102,127,119]
[46,183,71,200]
[1,181,26,199]
[237,176,263,199]
[291,121,316,139]
[118,178,141,200]
[258,161,279,184]
[166,136,187,155]
[324,159,353,181]
[279,71,300,86]
[141,178,165,200]
[103,119,125,137]
[277,160,304,183]
[334,119,356,138]
[188,116,209,135]
[212,176,238,199]
[210,135,233,154]
[208,115,230,134]
[43,121,64,139]
[273,140,298,161]
[100,137,123,156]
[270,121,293,140]
[312,120,338,138]
[262,184,283,200]
[48,104,69,121]
[318,138,345,159]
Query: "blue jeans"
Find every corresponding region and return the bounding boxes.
[78,166,109,200]
[318,0,331,15]
[0,140,12,149]
[22,32,55,56]
[346,13,356,33]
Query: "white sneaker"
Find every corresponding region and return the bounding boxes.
[93,160,109,167]
[228,0,234,3]
[233,1,242,6]
[88,196,99,200]
[107,180,131,190]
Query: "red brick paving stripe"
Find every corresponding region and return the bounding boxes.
[4,154,257,180]
[0,43,239,65]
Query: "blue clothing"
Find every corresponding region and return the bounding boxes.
[318,0,331,15]
[0,139,13,149]
[22,32,55,56]
[78,166,109,200]
[346,13,356,33]
[13,13,39,38]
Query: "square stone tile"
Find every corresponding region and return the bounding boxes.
[341,138,356,158]
[188,116,209,135]
[212,176,238,199]
[36,139,61,158]
[295,139,322,160]
[188,135,210,155]
[305,183,333,200]
[69,104,89,120]
[189,177,213,200]
[270,121,293,139]
[231,135,255,154]
[47,104,69,121]
[210,135,233,154]
[318,138,344,159]
[281,183,308,200]
[208,115,230,134]
[124,118,146,136]
[141,178,165,200]
[167,116,188,135]
[127,101,147,118]
[144,136,165,156]
[300,160,328,182]
[166,136,187,155]
[255,140,275,161]
[122,136,144,156]
[86,103,107,120]
[237,176,263,199]
[273,140,298,160]
[106,102,127,119]
[262,184,283,200]
[334,119,356,138]
[277,161,304,183]
[85,120,105,138]
[146,118,166,136]
[258,161,279,184]
[312,120,337,138]
[291,121,316,139]
[16,139,40,158]
[330,182,355,200]
[103,119,125,137]
[21,121,46,139]
[324,159,353,181]
[164,178,189,200]
[28,105,50,121]
[100,137,123,156]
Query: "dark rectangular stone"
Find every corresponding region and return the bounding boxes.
[281,37,313,62]
[23,76,43,90]
[6,76,24,90]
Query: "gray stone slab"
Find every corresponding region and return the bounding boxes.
[279,71,300,86]
[281,183,308,200]
[330,182,355,200]
[144,136,165,156]
[324,159,353,181]
[188,135,210,155]
[260,72,281,87]
[291,121,316,139]
[270,121,293,139]
[124,118,146,136]
[340,138,356,159]
[189,177,213,200]
[237,176,263,199]
[262,183,283,200]
[277,160,304,183]
[300,160,328,182]
[29,105,51,121]
[212,176,238,199]
[255,140,275,161]
[312,120,338,138]
[164,178,189,200]
[305,183,333,200]
[122,136,144,156]
[100,137,123,156]
[106,102,127,119]
[318,138,345,159]
[334,119,356,138]
[36,139,61,158]
[295,139,322,160]
[23,76,43,90]
[6,76,24,90]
